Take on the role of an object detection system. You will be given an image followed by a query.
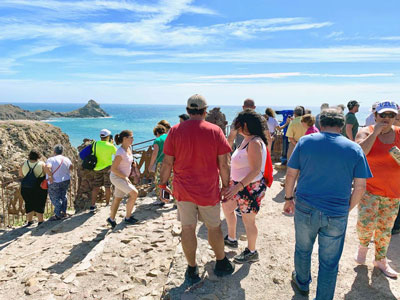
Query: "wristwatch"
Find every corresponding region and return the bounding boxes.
[284,196,294,201]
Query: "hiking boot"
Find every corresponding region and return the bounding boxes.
[224,235,238,249]
[214,257,235,277]
[291,271,310,296]
[89,205,96,212]
[373,259,398,278]
[234,248,259,264]
[124,216,139,225]
[106,217,117,229]
[184,265,201,285]
[235,207,242,217]
[354,245,369,264]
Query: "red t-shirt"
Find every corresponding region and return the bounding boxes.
[163,120,231,206]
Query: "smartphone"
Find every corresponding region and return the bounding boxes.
[162,189,170,200]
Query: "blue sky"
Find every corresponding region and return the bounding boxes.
[1,0,400,107]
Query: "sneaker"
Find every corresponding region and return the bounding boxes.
[37,221,44,226]
[184,265,201,285]
[214,258,235,277]
[354,245,369,264]
[233,248,259,264]
[24,221,34,227]
[373,259,398,278]
[235,207,242,218]
[106,217,117,229]
[224,235,238,249]
[291,271,309,296]
[89,205,96,212]
[124,216,139,225]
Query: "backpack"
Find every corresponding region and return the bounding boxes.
[21,161,39,189]
[82,142,97,170]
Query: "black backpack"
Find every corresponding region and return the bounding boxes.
[21,161,39,189]
[82,142,97,170]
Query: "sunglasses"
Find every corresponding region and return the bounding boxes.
[378,112,396,119]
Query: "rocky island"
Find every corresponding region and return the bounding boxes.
[0,100,109,120]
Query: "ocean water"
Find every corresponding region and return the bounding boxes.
[12,103,371,148]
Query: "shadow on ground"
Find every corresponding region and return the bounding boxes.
[47,228,109,274]
[197,217,246,242]
[0,226,33,251]
[344,265,397,300]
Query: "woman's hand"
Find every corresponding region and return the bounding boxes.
[224,183,242,201]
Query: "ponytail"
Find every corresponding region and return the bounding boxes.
[115,130,133,145]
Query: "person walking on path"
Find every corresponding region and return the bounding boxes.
[227,99,272,153]
[315,103,329,131]
[19,149,47,226]
[354,100,400,278]
[285,106,307,160]
[107,130,139,228]
[91,129,117,210]
[159,94,235,284]
[283,109,372,300]
[44,145,73,220]
[342,100,360,141]
[222,109,267,263]
[301,114,319,135]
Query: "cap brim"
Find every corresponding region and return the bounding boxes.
[377,108,398,114]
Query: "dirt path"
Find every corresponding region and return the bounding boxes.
[0,168,399,300]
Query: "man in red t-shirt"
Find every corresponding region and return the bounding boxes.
[159,94,234,284]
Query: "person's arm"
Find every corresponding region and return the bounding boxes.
[356,123,385,155]
[110,156,128,181]
[43,163,54,184]
[217,153,230,189]
[283,167,299,214]
[288,137,297,146]
[277,118,290,131]
[349,178,366,211]
[265,130,272,154]
[148,144,159,172]
[225,140,262,199]
[18,164,24,177]
[159,155,174,202]
[346,124,354,141]
[227,129,237,148]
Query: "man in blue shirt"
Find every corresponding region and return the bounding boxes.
[283,109,372,300]
[276,109,293,164]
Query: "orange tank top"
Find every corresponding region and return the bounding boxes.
[366,126,400,198]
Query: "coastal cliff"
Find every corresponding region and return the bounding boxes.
[0,100,109,120]
[0,120,78,181]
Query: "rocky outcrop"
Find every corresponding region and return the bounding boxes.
[206,107,228,135]
[0,100,109,121]
[0,120,78,182]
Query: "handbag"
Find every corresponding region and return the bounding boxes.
[82,142,97,170]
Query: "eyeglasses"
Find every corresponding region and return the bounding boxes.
[378,112,396,119]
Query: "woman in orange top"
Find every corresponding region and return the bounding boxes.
[355,100,400,278]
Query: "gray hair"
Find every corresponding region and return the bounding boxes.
[54,144,64,155]
[320,103,329,111]
[320,109,345,128]
[294,106,305,117]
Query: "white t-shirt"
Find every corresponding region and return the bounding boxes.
[267,117,279,134]
[113,147,133,177]
[46,155,72,183]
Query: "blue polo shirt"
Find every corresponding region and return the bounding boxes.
[288,132,372,216]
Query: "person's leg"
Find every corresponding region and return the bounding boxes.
[37,213,44,222]
[49,183,62,217]
[316,214,348,300]
[110,197,123,220]
[105,188,112,206]
[374,196,400,261]
[91,187,100,206]
[26,211,34,222]
[181,224,198,267]
[207,225,225,260]
[91,170,102,206]
[294,202,319,292]
[222,199,237,240]
[60,180,70,215]
[357,192,379,247]
[241,212,257,251]
[125,188,138,219]
[104,167,112,205]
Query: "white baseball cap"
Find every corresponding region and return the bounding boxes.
[100,129,111,137]
[375,101,398,114]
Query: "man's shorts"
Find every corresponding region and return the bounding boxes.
[177,201,221,228]
[110,173,136,198]
[93,166,112,188]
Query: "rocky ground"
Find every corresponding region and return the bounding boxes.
[0,168,399,300]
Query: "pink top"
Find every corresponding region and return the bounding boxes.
[113,147,133,177]
[305,125,320,135]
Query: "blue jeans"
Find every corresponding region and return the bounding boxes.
[280,136,289,164]
[294,201,348,300]
[48,180,70,217]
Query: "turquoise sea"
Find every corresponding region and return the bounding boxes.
[12,103,371,148]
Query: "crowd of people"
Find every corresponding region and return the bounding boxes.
[18,95,400,300]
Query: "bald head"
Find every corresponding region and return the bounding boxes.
[243,98,255,110]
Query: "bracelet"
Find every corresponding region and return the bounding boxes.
[284,196,294,201]
[239,182,245,190]
[158,184,167,189]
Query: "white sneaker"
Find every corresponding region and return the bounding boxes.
[373,258,398,278]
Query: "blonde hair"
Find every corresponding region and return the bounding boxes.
[301,114,315,127]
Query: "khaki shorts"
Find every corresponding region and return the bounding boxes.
[110,173,136,198]
[93,166,112,188]
[177,201,221,228]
